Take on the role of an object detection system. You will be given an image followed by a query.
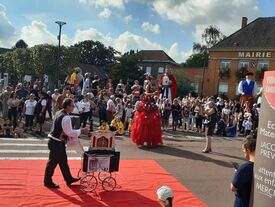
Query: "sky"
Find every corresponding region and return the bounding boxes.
[0,0,275,63]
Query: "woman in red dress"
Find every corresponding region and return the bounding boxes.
[131,77,162,147]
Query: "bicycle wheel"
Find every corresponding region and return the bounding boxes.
[80,175,98,192]
[98,172,112,182]
[102,177,116,192]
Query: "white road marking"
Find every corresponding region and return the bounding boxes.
[0,138,49,141]
[0,157,81,160]
[0,143,47,147]
[185,136,205,140]
[0,150,77,154]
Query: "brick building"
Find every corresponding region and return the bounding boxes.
[138,50,178,78]
[204,17,275,98]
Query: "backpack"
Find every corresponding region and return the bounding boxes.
[33,99,42,116]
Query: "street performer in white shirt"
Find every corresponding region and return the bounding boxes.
[44,98,89,189]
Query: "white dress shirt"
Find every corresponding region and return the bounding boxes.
[62,115,81,138]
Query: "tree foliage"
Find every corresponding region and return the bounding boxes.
[106,50,143,84]
[13,39,28,49]
[75,40,118,66]
[170,69,194,97]
[182,25,226,67]
[0,43,79,84]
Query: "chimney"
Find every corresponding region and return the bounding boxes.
[241,17,248,28]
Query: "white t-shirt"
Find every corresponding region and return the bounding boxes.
[41,99,47,107]
[107,99,116,112]
[25,100,37,115]
[52,93,59,103]
[125,107,133,118]
[115,103,124,119]
[81,101,91,113]
[243,120,253,130]
[222,108,231,115]
[72,102,84,114]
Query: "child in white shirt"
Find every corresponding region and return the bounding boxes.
[243,116,253,136]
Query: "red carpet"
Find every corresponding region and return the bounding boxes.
[0,160,206,207]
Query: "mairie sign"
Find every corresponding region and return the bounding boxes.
[238,51,272,58]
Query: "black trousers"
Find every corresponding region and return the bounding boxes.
[80,112,90,128]
[25,115,34,128]
[44,139,73,184]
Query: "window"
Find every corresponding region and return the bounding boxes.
[218,83,228,94]
[220,60,231,69]
[238,60,250,70]
[219,60,230,78]
[158,67,164,74]
[146,66,151,74]
[257,60,269,71]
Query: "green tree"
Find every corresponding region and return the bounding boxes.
[106,50,143,84]
[182,25,225,67]
[171,69,194,97]
[59,45,80,75]
[13,39,28,49]
[202,26,226,48]
[75,40,118,66]
[30,44,57,76]
[0,51,14,74]
[12,48,32,75]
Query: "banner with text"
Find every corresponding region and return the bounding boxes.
[253,71,275,206]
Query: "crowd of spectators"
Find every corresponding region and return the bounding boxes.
[0,68,260,140]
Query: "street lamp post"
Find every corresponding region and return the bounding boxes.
[55,21,66,87]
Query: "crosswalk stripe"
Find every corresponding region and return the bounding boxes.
[0,143,48,147]
[0,138,49,141]
[0,157,81,160]
[0,150,77,154]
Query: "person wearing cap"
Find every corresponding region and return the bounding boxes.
[157,186,174,207]
[238,72,258,108]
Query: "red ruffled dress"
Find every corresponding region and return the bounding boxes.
[131,95,162,147]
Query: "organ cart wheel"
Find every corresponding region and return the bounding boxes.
[77,169,83,178]
[78,169,93,178]
[102,177,116,192]
[80,175,98,192]
[98,172,112,182]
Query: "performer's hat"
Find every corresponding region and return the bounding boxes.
[246,71,254,76]
[144,72,151,76]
